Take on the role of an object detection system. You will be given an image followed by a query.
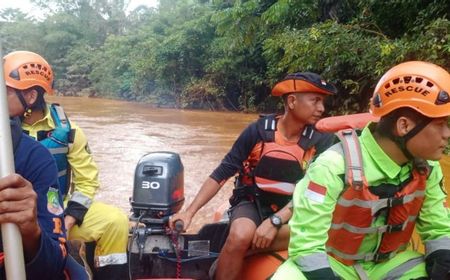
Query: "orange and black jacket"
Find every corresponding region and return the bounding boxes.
[210,115,334,196]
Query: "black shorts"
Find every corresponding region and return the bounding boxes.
[229,200,263,226]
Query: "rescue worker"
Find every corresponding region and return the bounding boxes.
[170,72,337,280]
[3,51,129,279]
[272,61,450,280]
[1,114,67,277]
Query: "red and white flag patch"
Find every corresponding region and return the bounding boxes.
[305,181,327,203]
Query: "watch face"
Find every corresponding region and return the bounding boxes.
[271,215,282,227]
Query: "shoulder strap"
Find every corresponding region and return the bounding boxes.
[298,125,332,151]
[256,114,277,142]
[257,114,333,152]
[335,129,367,190]
[49,103,75,144]
[50,103,71,131]
[412,158,432,177]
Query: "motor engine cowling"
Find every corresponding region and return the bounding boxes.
[130,152,184,219]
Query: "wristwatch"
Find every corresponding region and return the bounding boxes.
[269,214,283,229]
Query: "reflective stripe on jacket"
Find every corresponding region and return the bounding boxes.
[288,124,450,273]
[326,129,429,265]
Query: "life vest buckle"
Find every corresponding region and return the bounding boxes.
[342,130,353,136]
[352,180,364,190]
[372,252,390,262]
[387,196,404,208]
[229,185,258,207]
[386,223,404,233]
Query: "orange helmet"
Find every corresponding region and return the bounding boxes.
[370,61,450,118]
[271,72,337,96]
[3,51,54,94]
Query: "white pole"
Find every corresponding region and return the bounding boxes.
[0,44,26,279]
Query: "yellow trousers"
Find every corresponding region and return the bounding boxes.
[68,201,129,267]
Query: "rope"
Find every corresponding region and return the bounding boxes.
[167,227,182,279]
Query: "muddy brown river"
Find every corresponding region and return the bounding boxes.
[47,96,450,232]
[48,96,256,232]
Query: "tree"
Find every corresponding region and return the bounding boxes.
[2,0,448,113]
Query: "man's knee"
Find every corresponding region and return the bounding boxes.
[226,231,252,249]
[107,209,128,231]
[225,219,255,251]
[92,202,128,233]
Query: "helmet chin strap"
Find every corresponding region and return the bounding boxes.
[391,117,432,160]
[14,89,33,118]
[15,89,29,111]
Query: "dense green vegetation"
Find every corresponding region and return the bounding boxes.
[1,0,449,114]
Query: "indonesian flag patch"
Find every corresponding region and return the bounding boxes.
[305,181,327,203]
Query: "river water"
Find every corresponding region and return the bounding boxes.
[47,96,450,232]
[48,96,256,232]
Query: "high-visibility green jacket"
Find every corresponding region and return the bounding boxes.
[289,124,450,273]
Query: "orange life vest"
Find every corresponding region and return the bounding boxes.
[251,114,330,193]
[234,114,331,211]
[250,113,377,195]
[252,140,314,195]
[325,129,430,265]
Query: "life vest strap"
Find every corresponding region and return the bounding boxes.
[372,251,394,262]
[54,105,67,123]
[387,196,404,208]
[385,222,407,233]
[51,103,70,130]
[263,115,276,131]
[328,126,426,266]
[337,191,425,215]
[257,114,326,151]
[331,217,414,234]
[49,147,70,155]
[336,129,367,190]
[229,185,258,207]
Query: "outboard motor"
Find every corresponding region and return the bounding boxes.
[129,152,186,279]
[129,152,222,280]
[130,151,184,222]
